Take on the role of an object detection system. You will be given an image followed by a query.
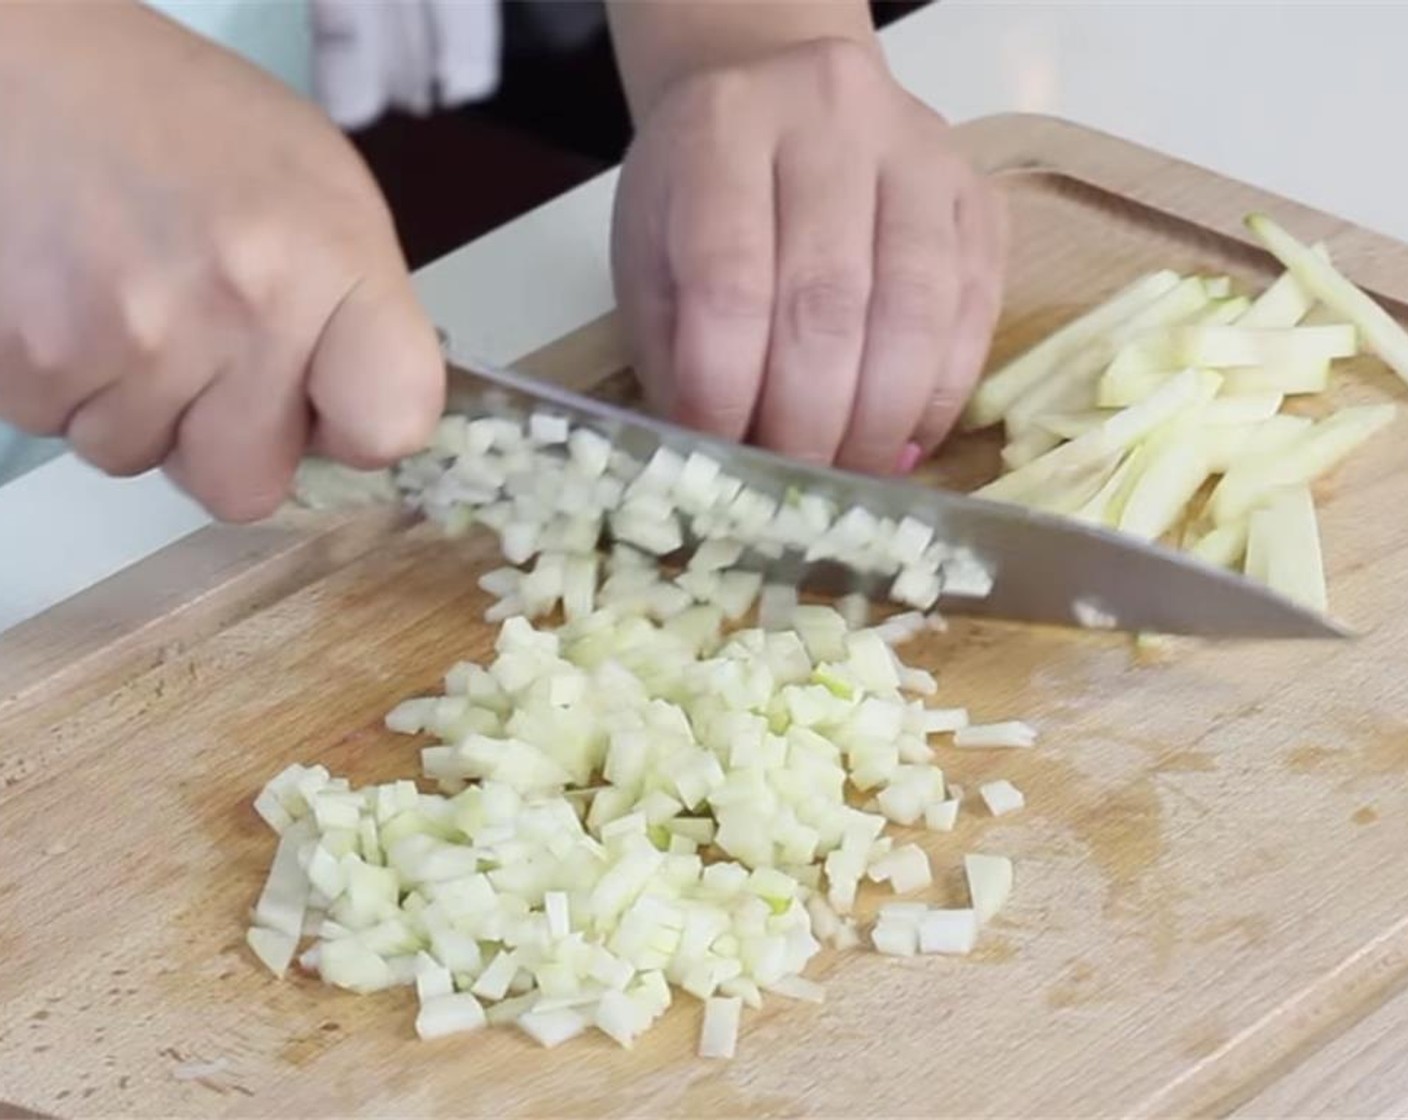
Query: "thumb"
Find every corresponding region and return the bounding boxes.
[307,273,446,468]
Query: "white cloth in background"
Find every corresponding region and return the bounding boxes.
[310,0,503,131]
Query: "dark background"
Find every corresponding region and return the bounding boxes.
[349,0,931,269]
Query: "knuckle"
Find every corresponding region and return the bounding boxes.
[679,262,773,322]
[872,267,957,334]
[879,209,959,259]
[784,271,869,339]
[208,215,291,315]
[12,310,76,378]
[206,163,391,319]
[114,276,172,362]
[800,37,883,104]
[670,65,751,133]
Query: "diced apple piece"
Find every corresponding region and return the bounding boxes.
[917,909,979,955]
[1209,404,1396,524]
[1245,487,1327,611]
[963,270,1181,429]
[415,993,487,1041]
[1247,213,1408,386]
[978,780,1025,818]
[698,996,743,1060]
[964,854,1013,924]
[1175,324,1356,369]
[953,721,1036,749]
[923,799,960,833]
[247,927,299,979]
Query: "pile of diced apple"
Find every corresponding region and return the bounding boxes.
[246,606,1031,1060]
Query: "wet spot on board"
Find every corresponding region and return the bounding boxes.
[970,936,1018,965]
[280,1028,341,1068]
[1046,961,1107,1010]
[1066,777,1178,968]
[1353,805,1379,825]
[675,1072,799,1119]
[1360,724,1408,773]
[1069,779,1164,903]
[1286,745,1337,773]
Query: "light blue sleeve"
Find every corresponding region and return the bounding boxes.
[145,1,313,95]
[0,1,313,485]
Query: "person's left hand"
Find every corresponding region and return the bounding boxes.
[610,38,1007,476]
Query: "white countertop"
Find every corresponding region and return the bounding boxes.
[4,0,1405,634]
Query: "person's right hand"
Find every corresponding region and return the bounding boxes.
[0,2,444,521]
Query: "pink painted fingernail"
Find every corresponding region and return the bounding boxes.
[896,441,924,475]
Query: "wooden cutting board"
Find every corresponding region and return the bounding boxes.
[5,114,1408,1119]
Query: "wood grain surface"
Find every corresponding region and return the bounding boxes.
[4,115,1408,1118]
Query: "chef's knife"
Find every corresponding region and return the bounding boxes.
[413,339,1346,641]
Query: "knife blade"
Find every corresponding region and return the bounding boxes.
[427,339,1345,641]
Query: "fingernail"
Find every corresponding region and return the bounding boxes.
[896,441,924,475]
